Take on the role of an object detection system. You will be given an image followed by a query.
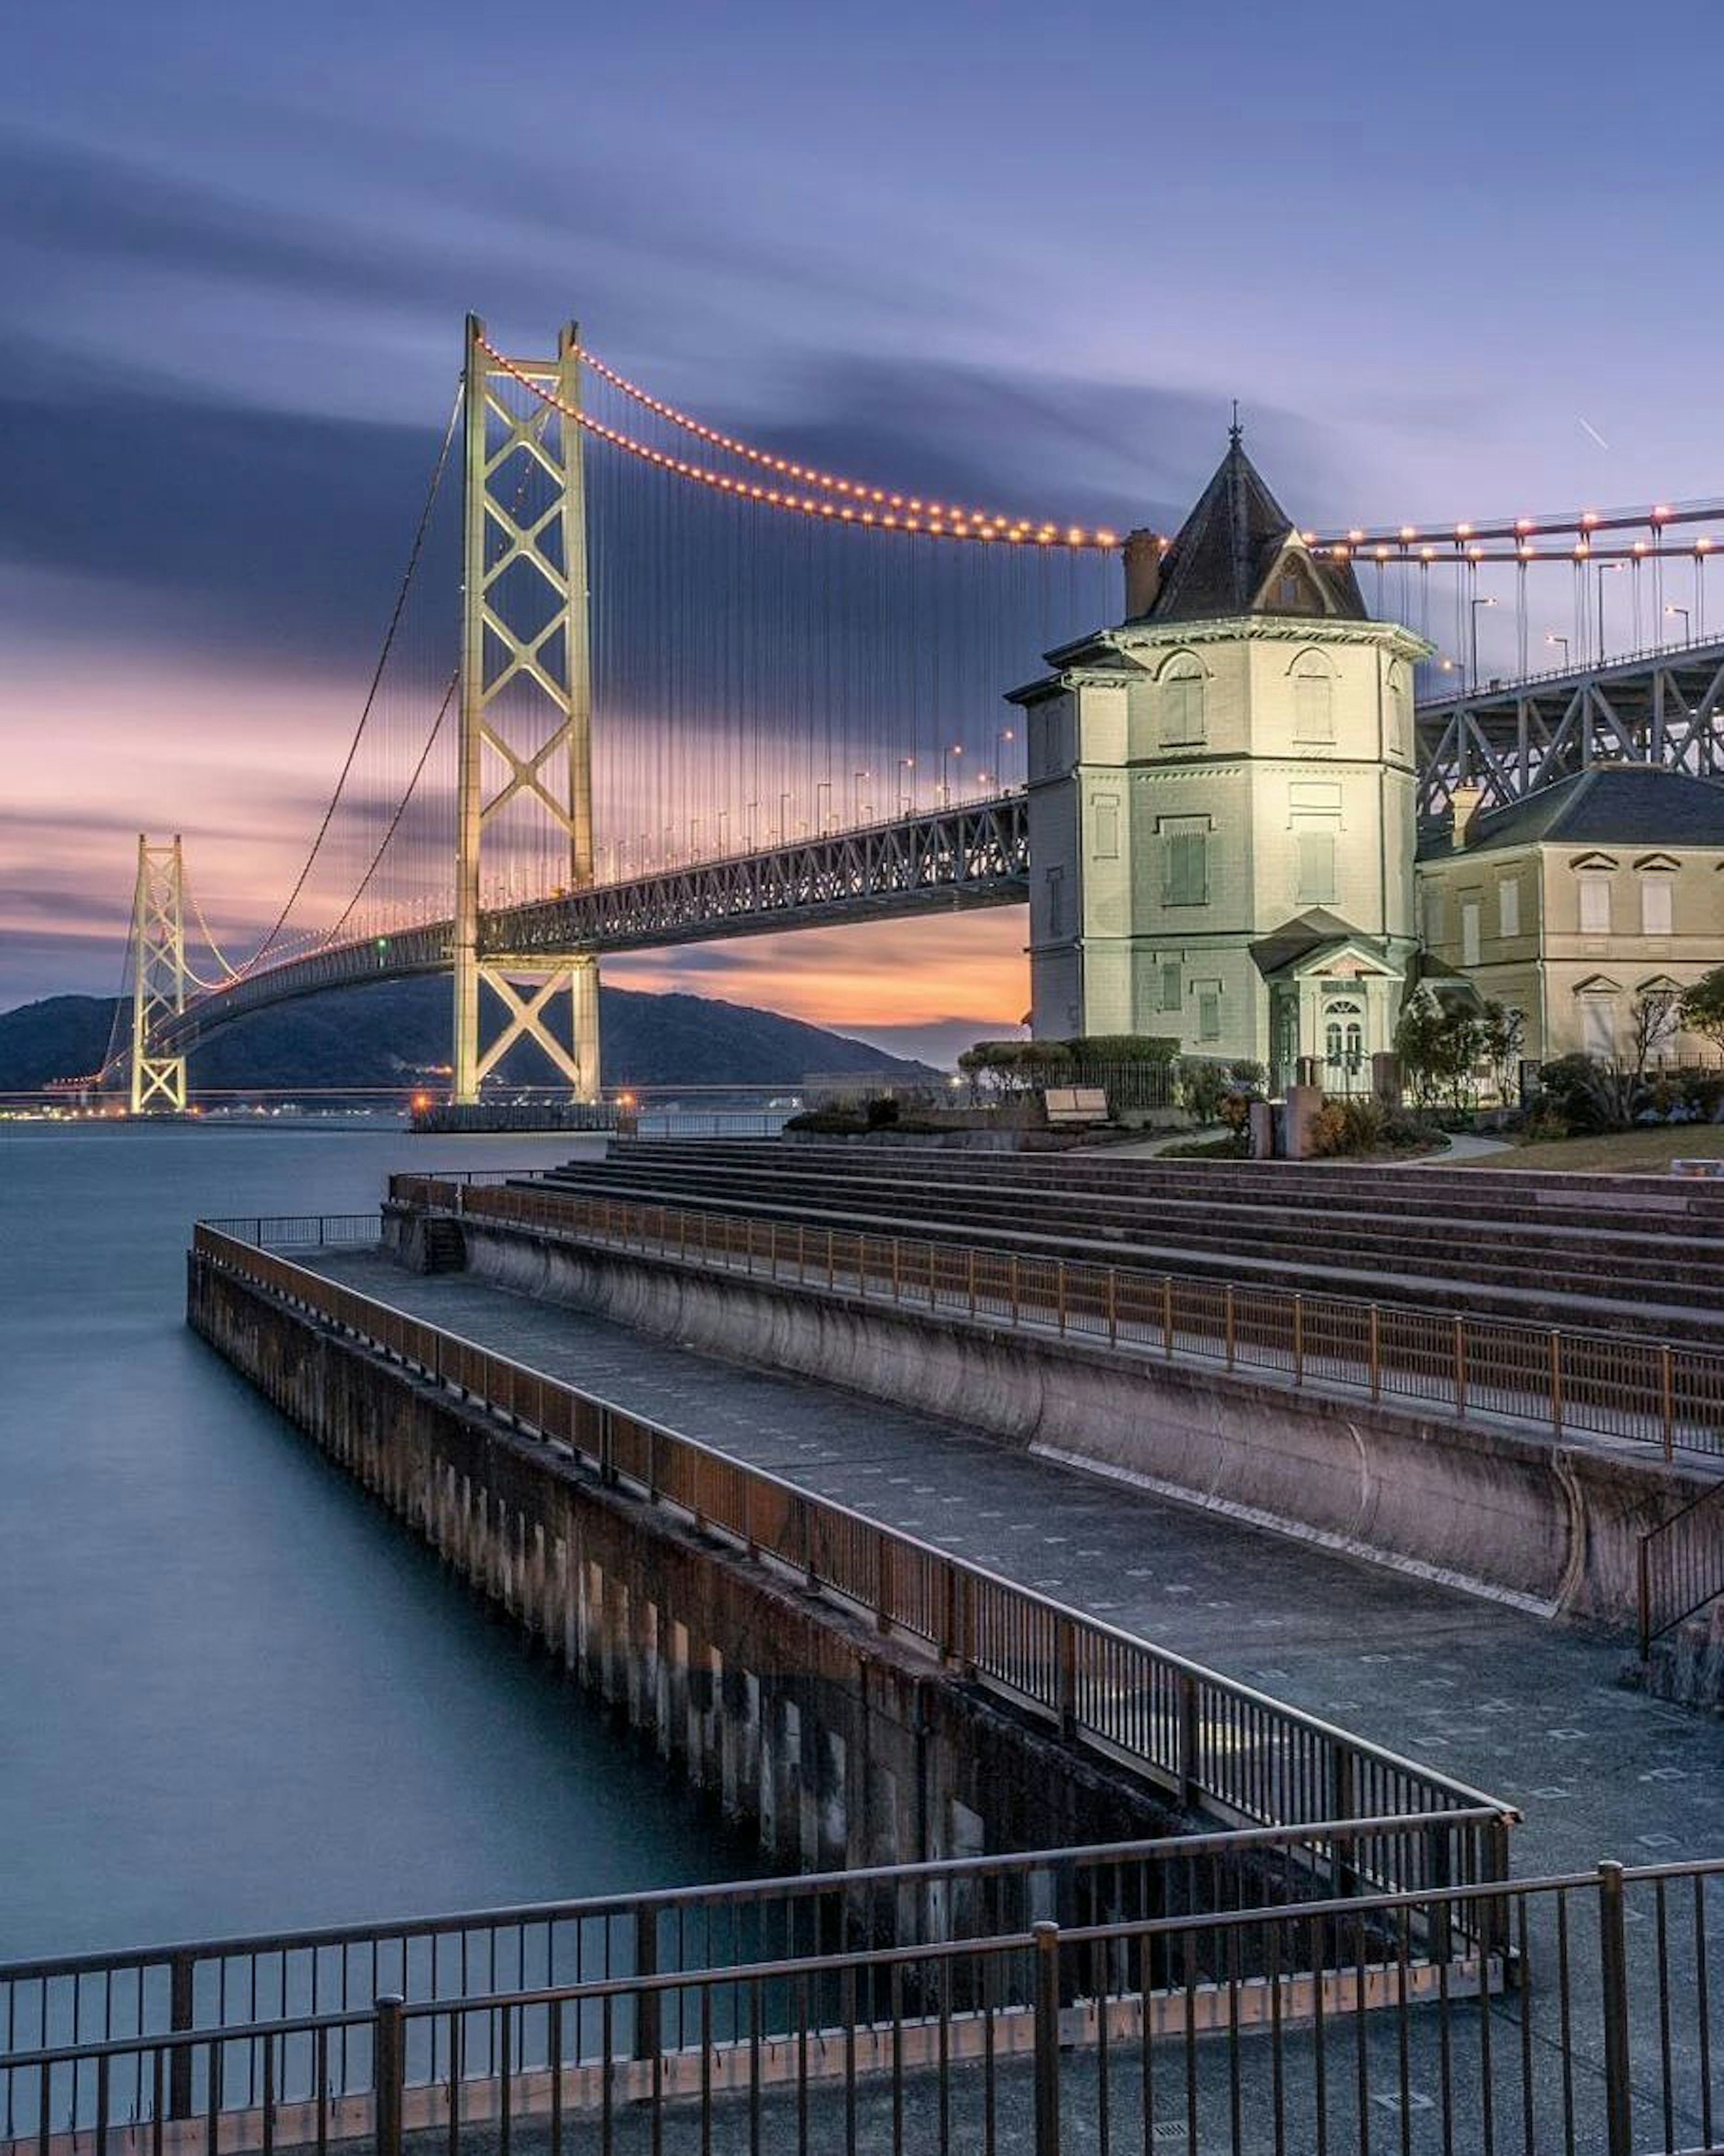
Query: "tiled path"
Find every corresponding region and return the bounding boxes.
[312,1249,1724,1879]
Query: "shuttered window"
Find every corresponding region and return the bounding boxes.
[1296,831,1336,904]
[1164,829,1208,907]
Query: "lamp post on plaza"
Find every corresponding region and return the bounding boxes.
[1666,603,1690,645]
[1545,632,1569,670]
[1469,596,1495,691]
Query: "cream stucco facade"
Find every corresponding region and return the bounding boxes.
[1016,438,1429,1086]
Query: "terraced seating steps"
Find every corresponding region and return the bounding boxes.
[509,1141,1724,1346]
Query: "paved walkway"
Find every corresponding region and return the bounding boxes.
[310,1248,1724,1881]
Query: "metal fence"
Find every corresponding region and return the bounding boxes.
[189,1226,1508,1869]
[391,1175,1724,1464]
[4,1856,1718,2156]
[1639,1481,1724,1655]
[0,1811,1501,2140]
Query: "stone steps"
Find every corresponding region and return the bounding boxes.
[518,1148,1724,1345]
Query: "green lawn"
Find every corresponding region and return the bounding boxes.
[1455,1124,1724,1174]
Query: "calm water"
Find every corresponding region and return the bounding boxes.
[0,1119,752,1961]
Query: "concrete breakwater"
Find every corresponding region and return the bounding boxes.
[425,1208,1715,1631]
[187,1250,1178,1878]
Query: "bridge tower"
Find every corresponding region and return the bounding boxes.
[127,834,189,1114]
[453,315,598,1103]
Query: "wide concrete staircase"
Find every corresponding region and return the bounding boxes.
[516,1140,1724,1345]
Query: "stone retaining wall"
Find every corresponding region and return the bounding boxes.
[189,1256,1175,1878]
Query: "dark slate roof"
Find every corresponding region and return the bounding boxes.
[1247,908,1380,979]
[1417,766,1724,860]
[1133,435,1368,626]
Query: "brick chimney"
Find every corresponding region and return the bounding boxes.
[1449,784,1484,849]
[1123,528,1163,618]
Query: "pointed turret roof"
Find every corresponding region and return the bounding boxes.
[1132,431,1368,626]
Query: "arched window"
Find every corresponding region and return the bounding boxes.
[1291,653,1335,743]
[1159,656,1206,747]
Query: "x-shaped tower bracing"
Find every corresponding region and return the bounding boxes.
[129,835,188,1114]
[453,316,598,1102]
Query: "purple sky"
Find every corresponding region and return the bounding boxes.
[4,0,1720,1057]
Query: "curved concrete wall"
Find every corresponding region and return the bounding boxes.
[462,1223,1717,1631]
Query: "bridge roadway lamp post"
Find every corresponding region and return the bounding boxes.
[1667,603,1690,644]
[1546,631,1569,668]
[453,315,599,1104]
[1469,595,1495,691]
[1596,560,1623,665]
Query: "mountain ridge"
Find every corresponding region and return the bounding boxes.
[0,978,941,1093]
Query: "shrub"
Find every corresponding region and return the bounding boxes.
[1534,1054,1623,1133]
[1306,1097,1434,1158]
[864,1094,900,1128]
[1179,1058,1233,1123]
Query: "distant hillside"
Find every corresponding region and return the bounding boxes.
[0,978,940,1093]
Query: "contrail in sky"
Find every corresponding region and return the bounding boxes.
[1578,418,1611,450]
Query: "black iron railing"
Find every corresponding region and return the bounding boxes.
[4,1857,1720,2156]
[1638,1479,1724,1656]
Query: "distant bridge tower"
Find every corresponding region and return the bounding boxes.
[453,315,598,1103]
[127,834,189,1114]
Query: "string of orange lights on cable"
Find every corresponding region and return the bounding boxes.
[1306,501,1724,564]
[480,338,1121,550]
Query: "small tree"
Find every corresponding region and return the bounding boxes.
[1681,967,1724,1055]
[1477,1002,1526,1105]
[1394,997,1478,1111]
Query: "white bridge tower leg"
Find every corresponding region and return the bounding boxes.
[453,316,598,1103]
[128,833,188,1115]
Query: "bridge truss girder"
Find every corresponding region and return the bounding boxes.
[1415,641,1724,816]
[149,799,1029,1057]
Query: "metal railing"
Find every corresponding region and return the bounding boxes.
[189,1226,1509,1863]
[1638,1480,1724,1657]
[0,1811,1501,2138]
[394,1176,1724,1463]
[201,1215,381,1250]
[4,1856,1719,2156]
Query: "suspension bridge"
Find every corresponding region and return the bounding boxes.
[87,316,1724,1112]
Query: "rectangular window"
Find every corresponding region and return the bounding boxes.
[1196,983,1222,1041]
[1091,796,1121,859]
[1461,900,1481,968]
[1579,873,1611,934]
[1162,824,1209,907]
[1159,961,1182,1013]
[1422,885,1444,945]
[1296,829,1337,905]
[1161,673,1204,746]
[1294,674,1334,742]
[1498,876,1520,940]
[1581,996,1615,1059]
[1641,876,1673,935]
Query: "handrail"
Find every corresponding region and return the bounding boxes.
[393,1175,1724,1463]
[190,1224,1512,1854]
[1637,1480,1724,1657]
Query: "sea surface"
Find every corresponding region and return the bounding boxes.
[0,1118,753,1961]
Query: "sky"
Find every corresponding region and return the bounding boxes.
[4,0,1722,1062]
